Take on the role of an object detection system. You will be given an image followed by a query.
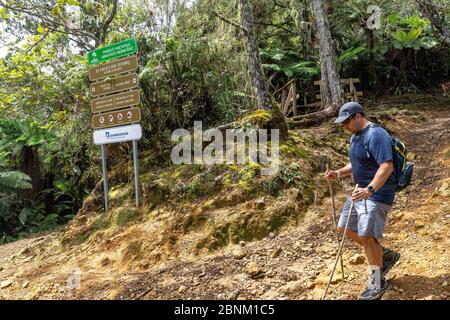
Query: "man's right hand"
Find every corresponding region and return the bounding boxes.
[324,170,339,181]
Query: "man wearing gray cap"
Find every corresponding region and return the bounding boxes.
[324,102,400,300]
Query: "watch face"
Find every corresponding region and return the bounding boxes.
[368,186,374,193]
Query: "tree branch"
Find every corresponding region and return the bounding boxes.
[98,0,118,46]
[213,11,247,34]
[255,21,296,34]
[22,30,50,55]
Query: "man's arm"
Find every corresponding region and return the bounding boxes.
[351,161,393,201]
[324,163,352,180]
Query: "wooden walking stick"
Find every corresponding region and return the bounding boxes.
[322,184,359,300]
[325,163,345,282]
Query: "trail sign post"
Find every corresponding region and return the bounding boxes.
[89,55,138,81]
[88,38,142,211]
[90,73,138,97]
[88,38,137,65]
[91,90,140,113]
[92,107,141,129]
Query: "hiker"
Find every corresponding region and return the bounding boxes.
[324,102,401,300]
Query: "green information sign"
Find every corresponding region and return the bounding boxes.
[88,38,137,65]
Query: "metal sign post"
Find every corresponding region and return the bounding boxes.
[93,125,142,210]
[132,140,141,207]
[88,38,142,212]
[100,144,109,211]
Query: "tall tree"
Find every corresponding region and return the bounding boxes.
[0,0,119,51]
[312,0,343,112]
[240,0,288,139]
[415,0,450,46]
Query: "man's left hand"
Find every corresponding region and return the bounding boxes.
[351,187,372,201]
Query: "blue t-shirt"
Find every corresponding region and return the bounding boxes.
[349,124,396,205]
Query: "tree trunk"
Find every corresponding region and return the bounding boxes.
[311,0,343,112]
[19,146,40,205]
[300,0,316,109]
[97,0,118,46]
[240,0,288,139]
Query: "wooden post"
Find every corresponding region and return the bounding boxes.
[292,81,297,116]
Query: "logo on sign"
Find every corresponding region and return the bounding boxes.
[99,116,105,124]
[118,113,123,121]
[104,131,129,140]
[109,115,114,122]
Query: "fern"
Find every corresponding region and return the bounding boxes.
[0,171,32,193]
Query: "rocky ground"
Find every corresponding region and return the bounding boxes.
[0,96,449,300]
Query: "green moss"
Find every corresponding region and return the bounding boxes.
[65,231,90,246]
[280,143,309,158]
[263,163,315,199]
[238,165,258,192]
[194,224,230,252]
[268,215,285,232]
[210,227,228,250]
[223,173,234,188]
[109,184,130,201]
[268,201,297,231]
[240,110,272,128]
[113,207,141,227]
[92,214,109,230]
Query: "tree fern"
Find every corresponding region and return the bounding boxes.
[0,171,32,193]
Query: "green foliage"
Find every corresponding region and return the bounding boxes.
[386,14,437,50]
[336,46,366,73]
[265,163,313,199]
[0,171,32,192]
[261,48,320,79]
[0,116,98,242]
[0,118,55,156]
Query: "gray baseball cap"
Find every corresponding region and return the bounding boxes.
[334,102,364,124]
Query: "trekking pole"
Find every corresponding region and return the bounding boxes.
[322,184,359,300]
[326,163,345,282]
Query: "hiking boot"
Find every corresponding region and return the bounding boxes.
[382,248,400,277]
[359,277,390,300]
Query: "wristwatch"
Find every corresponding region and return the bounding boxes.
[367,185,375,194]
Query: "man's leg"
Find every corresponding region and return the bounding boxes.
[359,236,383,267]
[357,201,392,300]
[337,227,363,246]
[336,196,360,245]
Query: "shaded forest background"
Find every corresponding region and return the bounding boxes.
[0,0,449,243]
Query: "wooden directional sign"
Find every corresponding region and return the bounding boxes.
[88,38,137,65]
[92,107,141,129]
[90,73,138,97]
[89,55,138,81]
[91,90,140,113]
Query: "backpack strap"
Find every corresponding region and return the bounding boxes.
[361,123,379,159]
[350,123,381,159]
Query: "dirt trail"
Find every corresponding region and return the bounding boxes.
[0,107,449,300]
